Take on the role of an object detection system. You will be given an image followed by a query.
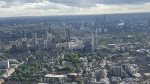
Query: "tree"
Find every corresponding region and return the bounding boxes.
[107,70,113,77]
[56,66,72,72]
[59,58,63,65]
[75,76,82,84]
[67,78,72,83]
[15,68,21,74]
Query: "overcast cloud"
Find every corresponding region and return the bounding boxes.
[0,0,150,17]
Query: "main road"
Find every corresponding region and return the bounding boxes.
[2,61,24,78]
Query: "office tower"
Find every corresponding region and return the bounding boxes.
[83,38,92,52]
[113,66,122,77]
[38,39,44,50]
[80,22,84,30]
[11,44,18,53]
[76,40,84,49]
[43,40,48,49]
[21,31,28,52]
[148,20,150,26]
[99,28,102,33]
[96,28,99,36]
[51,37,56,50]
[44,28,53,49]
[95,17,101,27]
[91,32,95,51]
[65,26,70,42]
[22,38,28,52]
[103,15,108,28]
[91,32,98,51]
[125,21,132,29]
[44,27,56,50]
[0,61,10,69]
[100,69,105,79]
[95,69,105,82]
[95,70,101,81]
[46,28,52,42]
[91,21,95,26]
[95,15,110,28]
[22,30,26,38]
[32,33,37,46]
[104,28,107,33]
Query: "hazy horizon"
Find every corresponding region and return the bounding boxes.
[0,0,150,17]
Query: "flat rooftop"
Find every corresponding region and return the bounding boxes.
[44,74,66,78]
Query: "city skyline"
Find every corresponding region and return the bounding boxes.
[0,8,150,83]
[0,0,150,17]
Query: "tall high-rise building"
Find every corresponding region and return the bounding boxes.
[44,28,56,50]
[44,28,52,49]
[11,44,18,53]
[43,40,48,49]
[95,70,101,82]
[113,66,122,77]
[22,40,27,52]
[148,20,150,26]
[95,15,110,28]
[99,28,102,33]
[96,28,100,36]
[83,38,92,52]
[95,69,105,82]
[22,30,26,38]
[104,28,107,33]
[46,28,52,42]
[38,39,44,50]
[91,32,98,51]
[95,17,101,27]
[91,21,95,26]
[51,37,56,50]
[32,33,37,46]
[100,69,105,79]
[21,31,28,52]
[65,26,70,42]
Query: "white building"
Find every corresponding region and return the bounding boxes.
[56,42,69,50]
[126,64,139,76]
[44,74,67,84]
[0,61,9,69]
[76,40,84,49]
[69,42,76,50]
[104,28,107,33]
[99,28,102,33]
[91,79,106,84]
[68,40,84,50]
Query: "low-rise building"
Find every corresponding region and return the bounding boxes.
[67,73,78,81]
[125,64,139,76]
[0,61,9,69]
[44,74,67,84]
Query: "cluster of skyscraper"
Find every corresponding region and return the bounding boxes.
[11,21,104,52]
[19,25,71,52]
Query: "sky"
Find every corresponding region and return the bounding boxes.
[0,0,150,17]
